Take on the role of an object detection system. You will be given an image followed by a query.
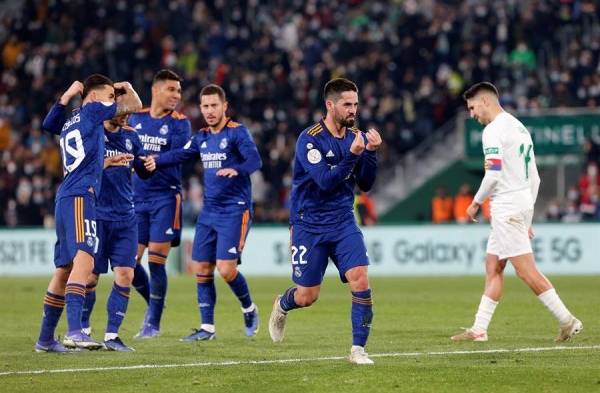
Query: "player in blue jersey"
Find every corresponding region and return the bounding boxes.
[41,106,155,351]
[149,84,261,340]
[128,70,192,339]
[82,114,156,351]
[35,75,142,352]
[268,78,382,364]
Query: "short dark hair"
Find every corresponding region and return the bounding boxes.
[200,84,227,102]
[324,78,358,101]
[82,74,114,99]
[152,69,183,85]
[463,82,499,101]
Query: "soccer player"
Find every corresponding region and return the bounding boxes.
[150,84,261,340]
[451,82,582,342]
[82,114,156,351]
[267,78,381,365]
[35,76,142,352]
[128,70,191,339]
[41,108,155,351]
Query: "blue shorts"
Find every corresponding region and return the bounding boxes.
[290,221,369,287]
[94,219,137,274]
[54,194,98,268]
[136,193,182,247]
[192,209,251,263]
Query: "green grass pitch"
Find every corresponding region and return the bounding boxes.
[1,275,598,393]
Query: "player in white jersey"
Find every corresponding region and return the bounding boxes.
[451,82,582,343]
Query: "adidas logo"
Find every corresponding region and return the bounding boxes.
[165,228,174,235]
[228,247,237,254]
[201,141,207,148]
[326,150,335,157]
[134,123,142,130]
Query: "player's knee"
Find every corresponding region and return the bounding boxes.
[295,291,318,307]
[194,262,215,276]
[86,273,99,287]
[115,269,134,286]
[217,264,237,282]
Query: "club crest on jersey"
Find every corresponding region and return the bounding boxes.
[219,138,228,149]
[294,266,302,278]
[306,143,313,149]
[159,124,169,135]
[86,237,95,247]
[307,148,322,164]
[125,139,133,151]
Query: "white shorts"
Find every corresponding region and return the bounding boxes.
[486,209,533,260]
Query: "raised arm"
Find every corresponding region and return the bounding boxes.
[354,129,381,191]
[42,81,84,135]
[297,131,362,192]
[114,82,143,117]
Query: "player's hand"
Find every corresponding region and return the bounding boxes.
[350,130,365,155]
[59,81,83,105]
[466,201,480,223]
[528,226,535,239]
[365,128,382,151]
[216,168,239,178]
[140,155,156,172]
[104,153,134,169]
[114,81,133,91]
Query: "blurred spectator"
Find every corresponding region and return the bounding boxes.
[453,183,473,224]
[545,200,563,222]
[2,1,600,225]
[354,191,377,226]
[583,138,600,167]
[432,186,453,224]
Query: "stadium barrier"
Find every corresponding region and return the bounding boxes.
[2,224,597,276]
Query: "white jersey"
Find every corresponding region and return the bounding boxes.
[480,111,539,215]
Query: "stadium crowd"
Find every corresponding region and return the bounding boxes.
[1,0,599,227]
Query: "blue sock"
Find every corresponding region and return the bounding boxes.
[148,253,168,329]
[81,284,96,329]
[106,283,131,334]
[351,289,373,347]
[65,283,86,334]
[38,291,65,342]
[132,263,150,305]
[196,274,216,325]
[279,287,300,312]
[226,271,252,309]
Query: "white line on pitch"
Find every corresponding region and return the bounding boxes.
[1,345,598,377]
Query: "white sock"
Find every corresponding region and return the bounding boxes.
[472,295,498,332]
[201,324,215,333]
[537,288,572,325]
[104,332,118,341]
[241,303,256,313]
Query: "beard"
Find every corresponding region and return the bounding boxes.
[335,112,356,128]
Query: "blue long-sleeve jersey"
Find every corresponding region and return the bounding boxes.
[290,120,377,232]
[155,119,262,214]
[128,109,191,202]
[42,101,116,200]
[98,126,152,221]
[42,103,152,220]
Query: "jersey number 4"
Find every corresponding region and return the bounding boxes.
[59,129,86,173]
[519,143,532,180]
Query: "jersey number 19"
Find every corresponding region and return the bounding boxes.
[59,129,86,173]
